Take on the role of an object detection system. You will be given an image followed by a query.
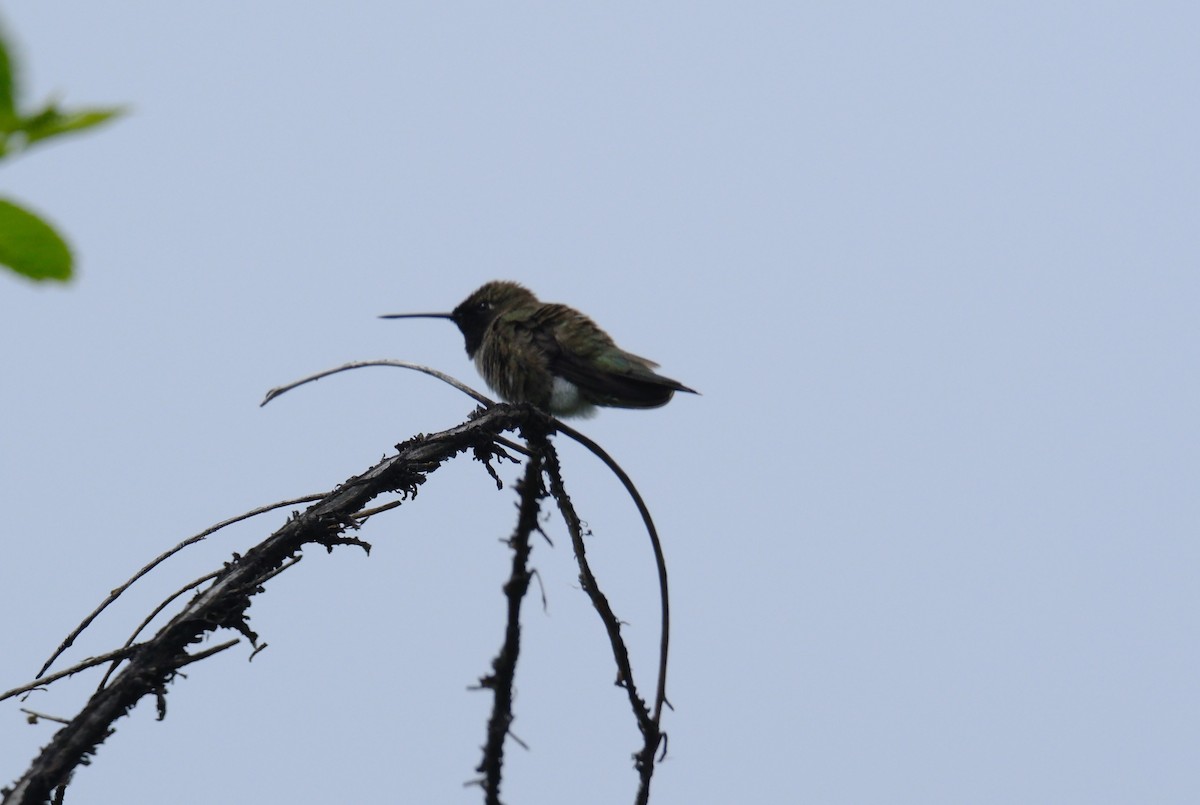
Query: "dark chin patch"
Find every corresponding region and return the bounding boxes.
[452,310,488,357]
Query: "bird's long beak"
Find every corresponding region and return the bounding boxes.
[378,312,456,320]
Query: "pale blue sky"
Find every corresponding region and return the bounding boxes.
[2,3,1198,803]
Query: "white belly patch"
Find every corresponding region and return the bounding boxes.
[550,376,595,417]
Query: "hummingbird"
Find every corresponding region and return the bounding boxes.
[381,281,697,417]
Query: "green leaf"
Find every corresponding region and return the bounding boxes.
[0,198,73,281]
[0,22,16,122]
[19,103,125,147]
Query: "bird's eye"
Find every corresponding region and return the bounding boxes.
[476,301,491,312]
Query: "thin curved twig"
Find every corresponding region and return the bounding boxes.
[552,420,671,728]
[36,494,326,680]
[535,433,663,805]
[260,360,495,409]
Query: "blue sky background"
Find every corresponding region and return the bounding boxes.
[2,3,1197,803]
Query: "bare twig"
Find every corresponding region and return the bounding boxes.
[476,444,546,805]
[257,555,303,586]
[260,360,495,409]
[2,645,148,704]
[350,501,402,522]
[19,710,71,726]
[175,639,240,669]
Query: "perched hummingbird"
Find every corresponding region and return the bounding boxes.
[381,281,696,417]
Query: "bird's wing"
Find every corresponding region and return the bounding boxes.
[527,304,694,408]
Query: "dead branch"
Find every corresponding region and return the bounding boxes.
[6,370,677,805]
[2,404,532,805]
